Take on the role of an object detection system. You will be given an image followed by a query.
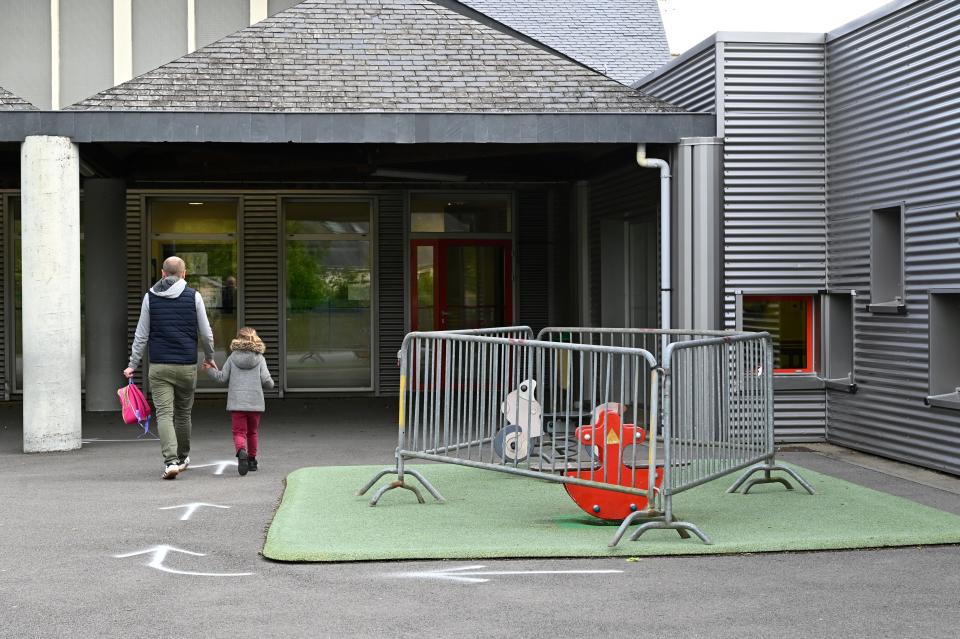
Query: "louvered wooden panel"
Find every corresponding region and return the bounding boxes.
[241,194,281,396]
[125,194,145,387]
[0,196,6,399]
[517,190,549,333]
[377,192,404,395]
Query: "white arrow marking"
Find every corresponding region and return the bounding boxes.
[114,545,252,577]
[159,503,231,521]
[190,460,238,475]
[393,564,623,584]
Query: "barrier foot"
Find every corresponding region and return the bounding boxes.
[358,467,447,506]
[727,463,816,495]
[403,468,447,503]
[357,468,396,496]
[608,510,664,547]
[629,521,712,545]
[370,480,425,506]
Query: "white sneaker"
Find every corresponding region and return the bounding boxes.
[162,464,180,480]
[178,456,190,472]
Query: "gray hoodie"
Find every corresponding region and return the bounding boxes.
[127,276,215,370]
[207,339,275,412]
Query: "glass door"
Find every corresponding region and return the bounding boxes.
[284,199,373,391]
[149,199,239,390]
[411,239,512,331]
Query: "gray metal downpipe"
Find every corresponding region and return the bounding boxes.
[636,144,672,350]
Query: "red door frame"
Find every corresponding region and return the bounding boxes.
[410,239,513,331]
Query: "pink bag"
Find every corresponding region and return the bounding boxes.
[118,379,153,436]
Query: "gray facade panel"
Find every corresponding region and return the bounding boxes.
[196,0,249,49]
[132,0,188,77]
[722,41,827,441]
[0,0,51,109]
[721,41,826,326]
[639,47,716,114]
[644,37,828,441]
[826,0,960,474]
[60,0,114,108]
[0,112,715,144]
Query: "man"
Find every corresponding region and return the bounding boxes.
[124,256,216,479]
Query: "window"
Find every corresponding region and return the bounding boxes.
[869,204,905,313]
[741,295,814,373]
[928,292,960,409]
[410,194,511,234]
[822,291,856,391]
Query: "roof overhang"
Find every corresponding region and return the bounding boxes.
[0,111,714,144]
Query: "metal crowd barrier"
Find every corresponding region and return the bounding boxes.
[607,330,815,545]
[359,326,813,547]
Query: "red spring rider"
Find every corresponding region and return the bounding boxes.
[564,407,663,521]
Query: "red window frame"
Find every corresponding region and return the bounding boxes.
[742,295,815,374]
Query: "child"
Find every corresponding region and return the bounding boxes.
[206,327,274,476]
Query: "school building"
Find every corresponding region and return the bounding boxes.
[1,0,959,476]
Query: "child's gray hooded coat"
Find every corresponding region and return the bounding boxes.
[207,338,274,412]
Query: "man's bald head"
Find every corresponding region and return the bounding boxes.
[162,256,186,278]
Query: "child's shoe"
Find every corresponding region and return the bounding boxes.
[248,456,258,472]
[237,448,249,476]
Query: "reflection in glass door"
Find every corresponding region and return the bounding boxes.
[411,240,512,331]
[149,199,239,390]
[284,200,373,391]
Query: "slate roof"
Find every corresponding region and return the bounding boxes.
[0,86,37,111]
[69,0,680,113]
[457,0,670,86]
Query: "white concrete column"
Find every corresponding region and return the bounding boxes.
[21,136,82,452]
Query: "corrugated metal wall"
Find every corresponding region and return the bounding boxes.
[642,37,828,441]
[241,194,281,397]
[639,47,716,113]
[722,40,828,442]
[825,0,960,474]
[721,40,826,327]
[377,192,404,395]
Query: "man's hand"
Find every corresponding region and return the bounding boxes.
[123,367,134,379]
[202,359,217,371]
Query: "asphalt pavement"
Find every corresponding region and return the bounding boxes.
[1,398,959,639]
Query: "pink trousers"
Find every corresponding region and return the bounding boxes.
[231,411,262,457]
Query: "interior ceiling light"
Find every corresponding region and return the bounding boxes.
[371,169,467,182]
[188,202,204,206]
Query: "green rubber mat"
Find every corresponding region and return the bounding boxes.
[262,463,960,562]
